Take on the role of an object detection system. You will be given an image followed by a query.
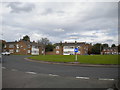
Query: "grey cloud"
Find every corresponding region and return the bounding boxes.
[2,2,118,45]
[41,8,53,15]
[41,8,64,15]
[106,39,114,42]
[7,2,35,13]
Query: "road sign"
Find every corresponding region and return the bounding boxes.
[74,48,78,61]
[74,48,78,52]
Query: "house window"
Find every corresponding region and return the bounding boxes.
[28,45,31,48]
[86,47,88,50]
[9,44,14,48]
[64,46,68,49]
[56,46,59,49]
[16,44,19,48]
[35,46,38,49]
[32,46,36,48]
[69,46,74,49]
[16,49,19,52]
[4,45,6,48]
[56,51,59,54]
[77,51,80,54]
[42,51,44,54]
[28,50,30,53]
[9,49,14,53]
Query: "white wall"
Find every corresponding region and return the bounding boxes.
[31,47,39,55]
[63,46,75,55]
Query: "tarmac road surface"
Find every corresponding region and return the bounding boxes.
[2,55,119,88]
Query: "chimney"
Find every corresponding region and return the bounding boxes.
[75,41,77,44]
[60,41,62,46]
[33,41,35,43]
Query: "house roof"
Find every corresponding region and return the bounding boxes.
[55,42,87,46]
[6,40,42,47]
[6,42,18,45]
[103,47,118,49]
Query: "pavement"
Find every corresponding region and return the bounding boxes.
[2,55,120,88]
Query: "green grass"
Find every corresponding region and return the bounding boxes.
[28,55,119,65]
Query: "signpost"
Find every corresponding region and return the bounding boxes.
[74,48,78,61]
[68,37,79,62]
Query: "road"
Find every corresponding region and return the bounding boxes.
[2,55,119,88]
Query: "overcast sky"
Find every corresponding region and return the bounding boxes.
[1,1,118,46]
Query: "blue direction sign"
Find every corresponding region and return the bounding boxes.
[74,48,78,52]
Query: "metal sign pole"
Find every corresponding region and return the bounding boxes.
[75,54,77,61]
[74,48,78,62]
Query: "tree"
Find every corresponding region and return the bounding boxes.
[102,43,109,48]
[87,44,92,55]
[0,40,6,52]
[22,35,30,41]
[91,43,102,54]
[111,44,116,47]
[2,43,5,51]
[38,38,50,45]
[101,43,109,51]
[38,38,50,55]
[118,44,120,53]
[45,44,55,52]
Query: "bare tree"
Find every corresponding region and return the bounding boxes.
[38,38,50,55]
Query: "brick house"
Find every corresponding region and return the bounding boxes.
[101,47,118,55]
[0,40,6,53]
[3,39,42,55]
[48,41,91,55]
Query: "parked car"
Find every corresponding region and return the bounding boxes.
[2,52,10,55]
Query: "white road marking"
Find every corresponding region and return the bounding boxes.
[107,88,114,90]
[49,74,59,76]
[26,72,37,74]
[2,67,6,69]
[11,69,18,71]
[98,78,114,81]
[76,76,90,79]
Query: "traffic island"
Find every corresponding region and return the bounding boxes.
[25,55,119,68]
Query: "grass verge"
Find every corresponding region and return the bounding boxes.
[28,55,119,65]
